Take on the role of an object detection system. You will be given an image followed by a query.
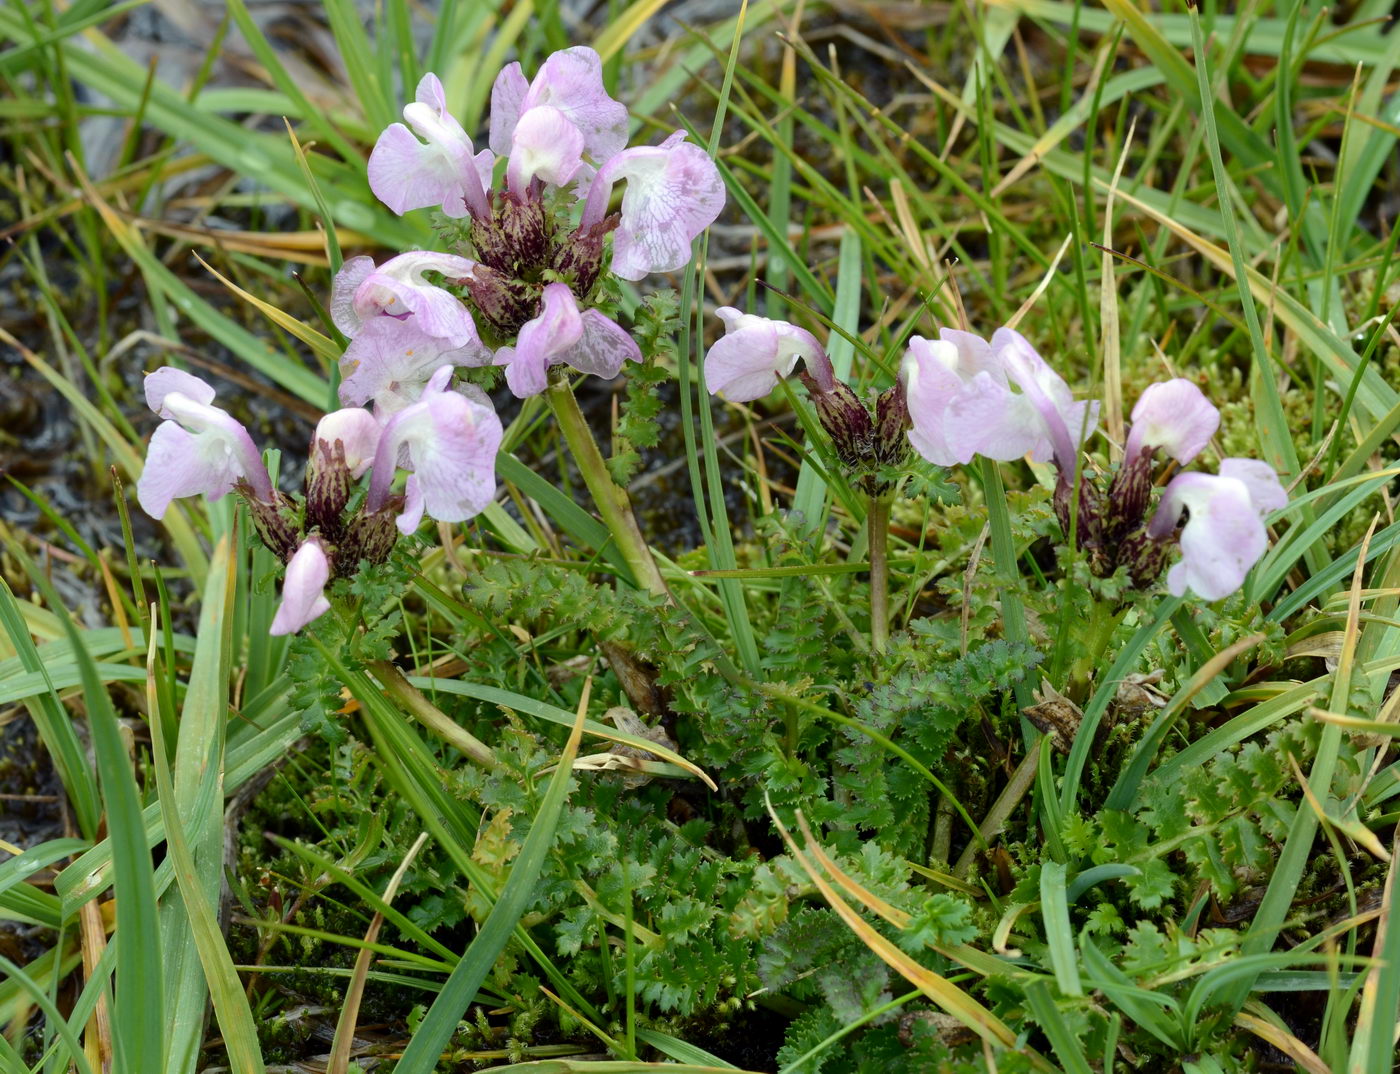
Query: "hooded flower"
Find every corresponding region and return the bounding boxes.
[339,316,493,418]
[489,46,628,169]
[505,105,586,193]
[493,282,640,398]
[368,72,493,218]
[136,368,273,518]
[580,131,726,280]
[1146,458,1287,600]
[331,252,484,349]
[704,309,828,402]
[1124,378,1219,465]
[269,538,332,636]
[366,365,503,533]
[992,327,1099,472]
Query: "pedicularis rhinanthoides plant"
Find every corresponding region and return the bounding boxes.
[128,42,1303,1071]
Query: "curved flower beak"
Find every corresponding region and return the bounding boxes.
[136,368,273,518]
[330,252,482,349]
[580,132,726,281]
[368,72,491,218]
[703,308,827,403]
[505,105,586,193]
[1124,379,1220,464]
[269,538,332,636]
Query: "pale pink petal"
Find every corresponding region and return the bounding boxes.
[339,317,491,415]
[704,308,825,403]
[557,309,641,380]
[368,73,486,218]
[145,368,215,415]
[583,133,725,280]
[493,283,584,398]
[506,105,585,192]
[1219,457,1288,514]
[1125,379,1219,464]
[270,539,332,636]
[347,252,479,347]
[366,364,502,529]
[520,47,627,163]
[331,256,376,336]
[488,62,530,156]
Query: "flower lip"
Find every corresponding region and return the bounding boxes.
[368,72,489,219]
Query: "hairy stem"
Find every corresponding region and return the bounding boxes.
[546,376,668,599]
[867,493,893,653]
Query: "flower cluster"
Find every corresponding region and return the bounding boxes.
[135,366,501,634]
[705,314,1287,601]
[135,48,725,634]
[358,47,725,399]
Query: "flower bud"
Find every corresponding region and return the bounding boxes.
[873,380,911,470]
[340,501,402,567]
[1102,447,1156,546]
[239,485,299,561]
[801,372,872,472]
[470,189,551,274]
[552,216,618,299]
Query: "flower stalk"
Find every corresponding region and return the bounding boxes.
[867,492,893,654]
[546,375,668,599]
[369,659,497,770]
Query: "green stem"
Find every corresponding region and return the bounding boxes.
[980,458,1032,712]
[546,376,668,600]
[867,493,893,654]
[369,659,497,770]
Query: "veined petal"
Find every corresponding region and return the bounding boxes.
[339,316,492,417]
[556,309,641,380]
[488,62,531,156]
[330,256,376,336]
[583,133,725,280]
[342,251,480,346]
[367,364,503,530]
[368,72,486,218]
[518,47,627,163]
[1125,379,1219,464]
[269,539,332,636]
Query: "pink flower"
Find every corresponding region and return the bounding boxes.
[366,366,503,533]
[580,132,725,280]
[489,47,628,170]
[1124,379,1219,464]
[331,252,484,350]
[270,538,332,636]
[136,369,273,518]
[493,282,640,398]
[704,308,828,402]
[339,317,492,418]
[368,73,493,219]
[900,327,1098,470]
[1146,458,1287,600]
